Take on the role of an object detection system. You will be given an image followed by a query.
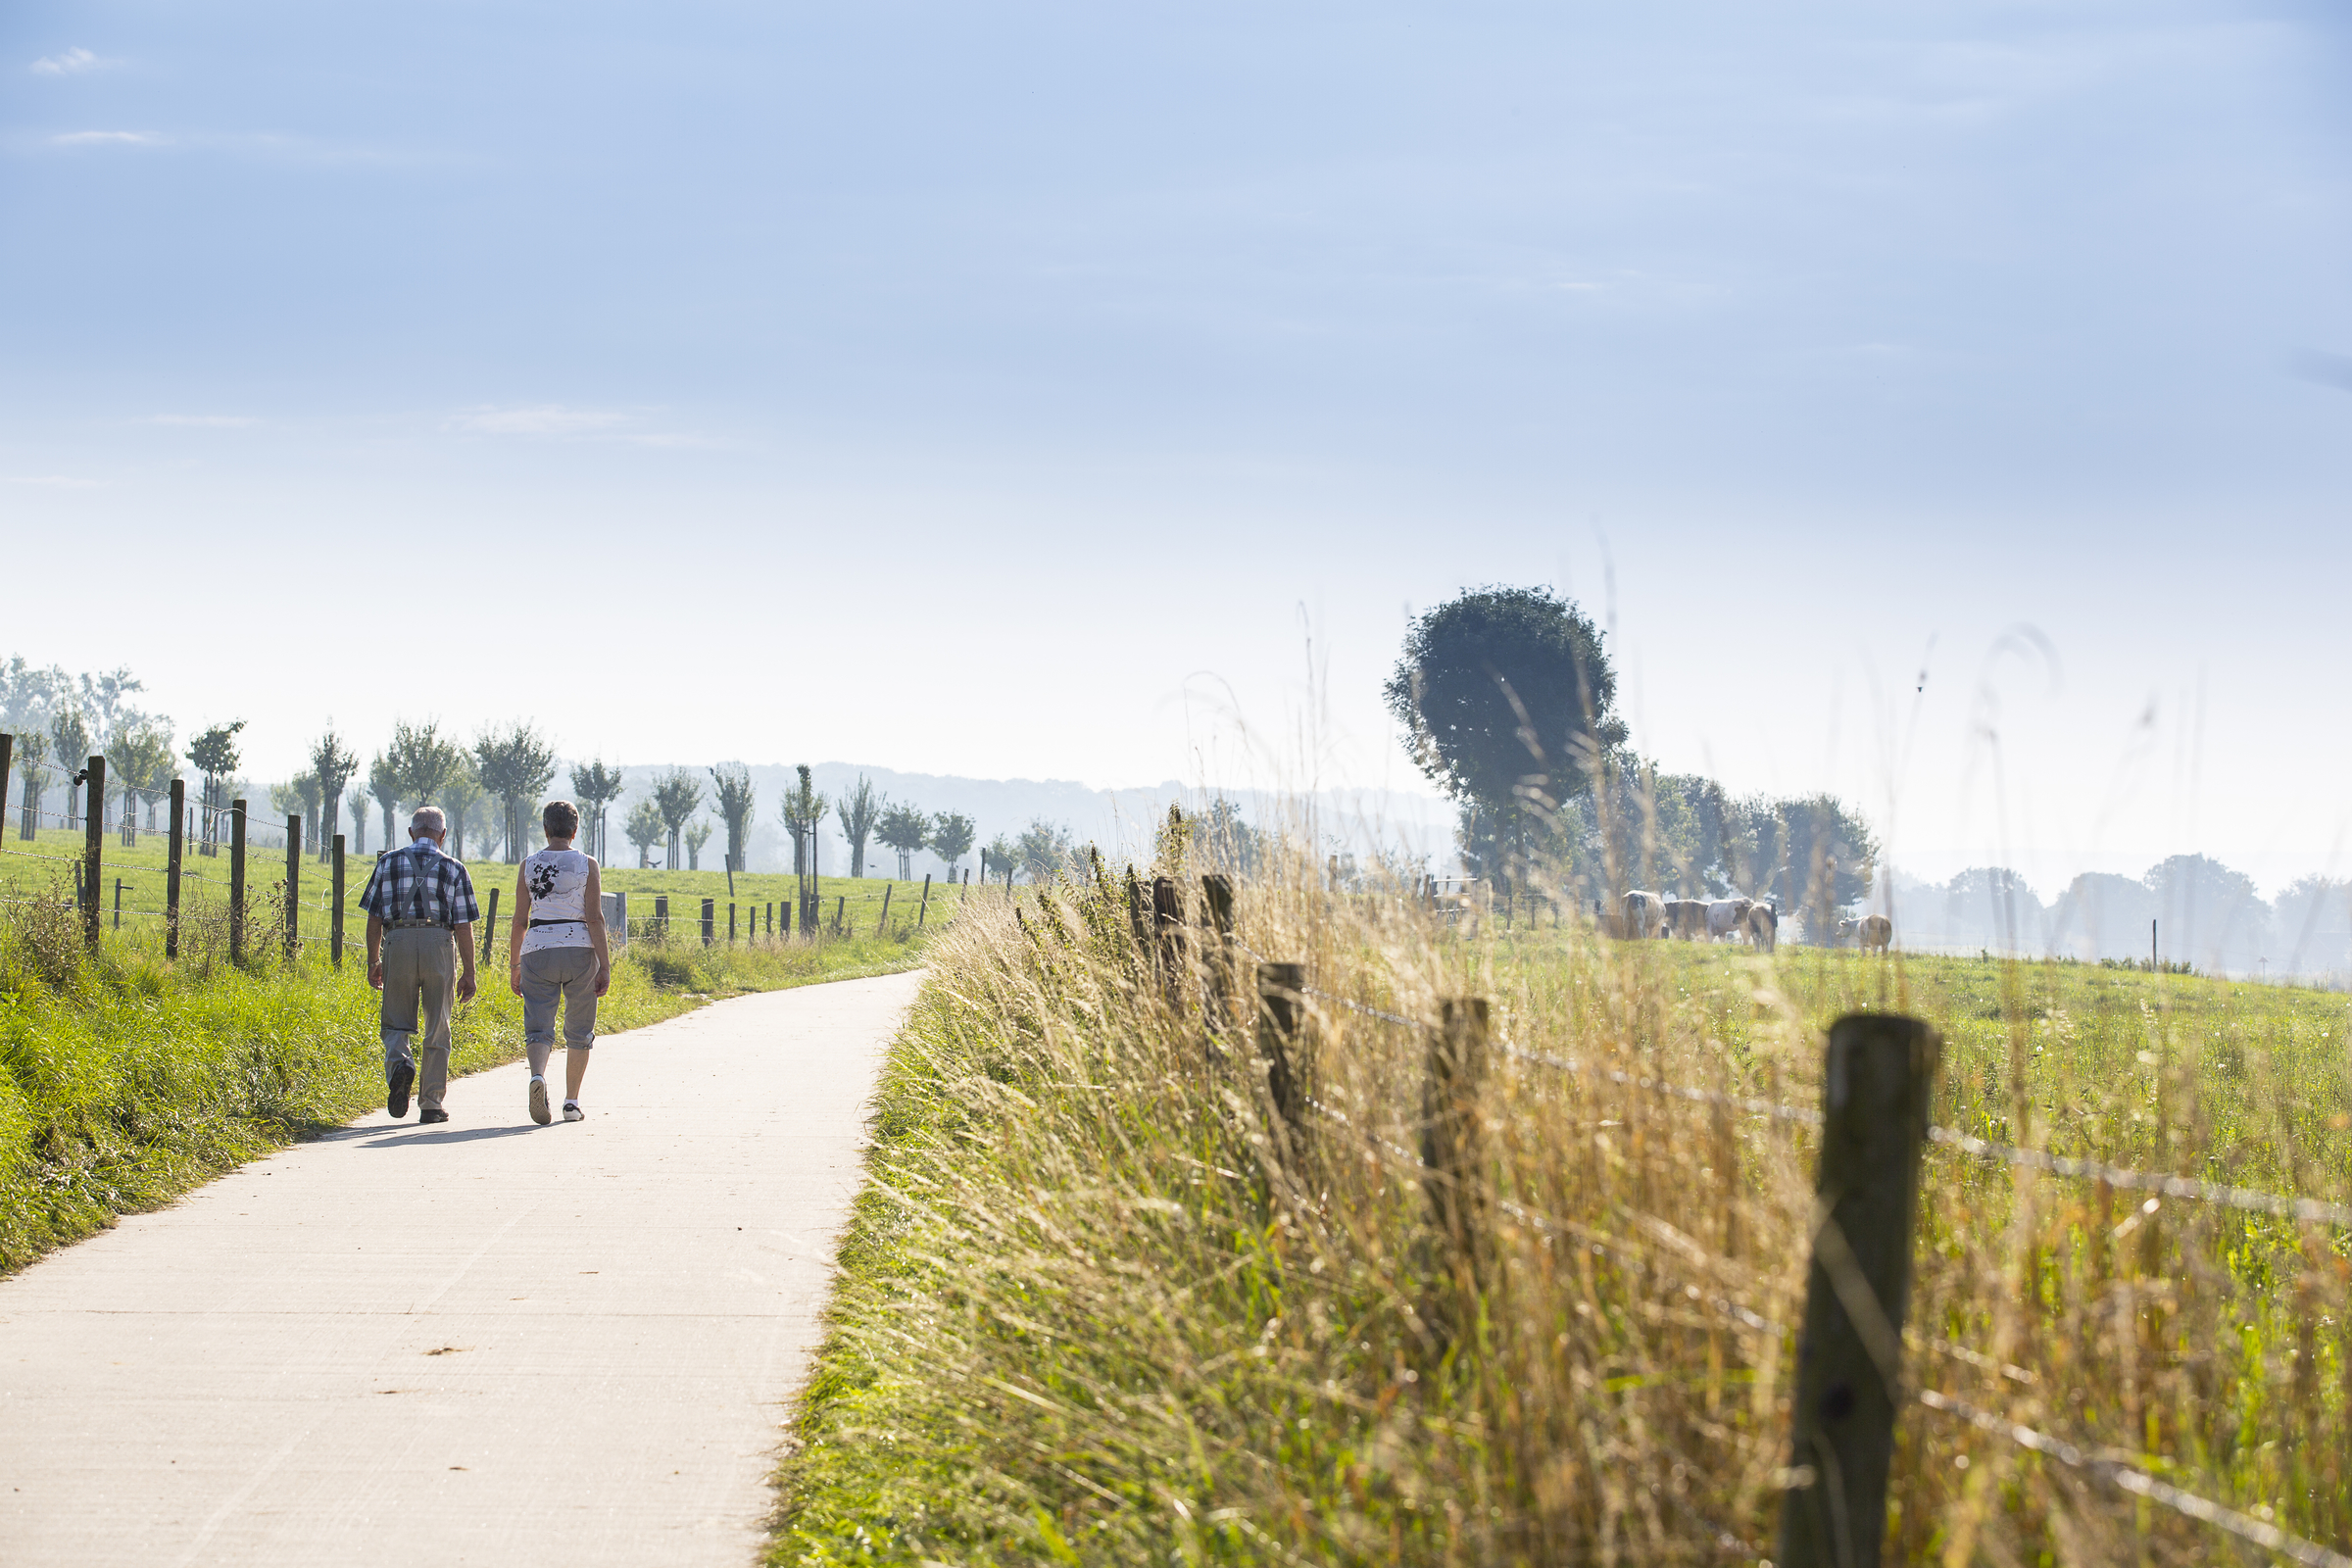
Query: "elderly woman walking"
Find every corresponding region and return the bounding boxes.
[507,800,612,1124]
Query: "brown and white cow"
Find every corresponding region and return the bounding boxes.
[1663,899,1710,941]
[1746,902,1779,953]
[1836,914,1893,953]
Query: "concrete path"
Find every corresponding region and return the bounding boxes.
[0,969,923,1567]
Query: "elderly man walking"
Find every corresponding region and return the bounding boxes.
[360,806,480,1123]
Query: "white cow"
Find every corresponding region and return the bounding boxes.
[1746,903,1779,953]
[1619,890,1667,939]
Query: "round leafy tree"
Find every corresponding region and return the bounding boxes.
[1384,584,1627,841]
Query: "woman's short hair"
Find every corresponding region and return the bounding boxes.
[543,800,582,840]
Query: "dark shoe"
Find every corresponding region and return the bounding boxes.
[418,1107,450,1125]
[388,1061,415,1119]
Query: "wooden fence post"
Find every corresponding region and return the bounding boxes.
[1200,873,1236,1026]
[1152,876,1185,997]
[227,796,247,965]
[0,735,11,851]
[1254,960,1306,1149]
[833,895,845,932]
[654,895,668,938]
[1776,1012,1942,1568]
[81,757,106,953]
[1422,998,1491,1260]
[875,883,892,936]
[917,872,931,928]
[482,887,501,961]
[166,778,186,958]
[728,902,737,943]
[284,813,302,960]
[701,898,715,946]
[330,833,346,967]
[113,878,123,932]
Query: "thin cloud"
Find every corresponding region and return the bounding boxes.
[149,414,255,427]
[30,47,101,75]
[452,405,630,436]
[52,130,161,147]
[8,474,104,488]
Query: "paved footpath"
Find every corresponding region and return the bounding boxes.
[0,969,923,1567]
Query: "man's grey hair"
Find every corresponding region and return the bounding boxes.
[409,806,448,839]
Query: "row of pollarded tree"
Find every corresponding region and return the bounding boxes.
[614,765,982,878]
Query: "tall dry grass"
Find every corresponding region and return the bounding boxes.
[774,838,2352,1565]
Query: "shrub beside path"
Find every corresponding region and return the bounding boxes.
[0,969,922,1567]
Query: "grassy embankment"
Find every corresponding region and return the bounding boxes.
[770,858,2352,1565]
[0,829,948,1276]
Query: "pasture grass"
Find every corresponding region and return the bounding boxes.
[0,880,939,1277]
[768,856,2351,1566]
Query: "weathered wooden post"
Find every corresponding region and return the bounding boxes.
[284,813,302,960]
[1152,876,1185,997]
[227,796,247,965]
[482,887,502,961]
[113,878,123,932]
[1776,1012,1942,1568]
[1255,960,1306,1150]
[0,735,11,848]
[654,894,668,938]
[82,757,106,953]
[1421,998,1491,1253]
[833,894,845,932]
[875,882,893,936]
[728,902,737,943]
[330,833,346,968]
[916,872,931,928]
[701,897,715,946]
[1200,873,1236,1027]
[166,777,186,958]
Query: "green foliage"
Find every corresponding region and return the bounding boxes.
[650,767,705,869]
[926,810,975,874]
[1015,817,1075,883]
[781,764,829,877]
[567,758,626,860]
[623,797,666,866]
[386,718,464,810]
[308,728,360,846]
[710,761,759,874]
[684,818,713,870]
[1384,584,1625,815]
[836,775,882,880]
[875,803,929,880]
[471,720,560,862]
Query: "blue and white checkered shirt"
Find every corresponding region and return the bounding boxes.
[358,839,480,927]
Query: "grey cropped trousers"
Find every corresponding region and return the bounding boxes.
[518,945,600,1078]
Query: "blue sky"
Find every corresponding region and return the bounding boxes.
[4,1,2348,894]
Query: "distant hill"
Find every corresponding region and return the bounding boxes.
[577,760,1458,880]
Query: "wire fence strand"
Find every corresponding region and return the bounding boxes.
[1917,1388,2352,1568]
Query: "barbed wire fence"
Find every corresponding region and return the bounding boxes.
[1152,875,2352,1568]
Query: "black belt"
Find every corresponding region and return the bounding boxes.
[528,917,584,928]
[386,919,450,929]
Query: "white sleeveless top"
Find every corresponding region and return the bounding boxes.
[518,848,596,956]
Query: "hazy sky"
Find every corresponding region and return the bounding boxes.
[5,1,2347,894]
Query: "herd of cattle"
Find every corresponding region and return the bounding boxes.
[1607,893,1895,955]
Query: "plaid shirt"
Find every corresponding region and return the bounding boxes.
[358,839,481,927]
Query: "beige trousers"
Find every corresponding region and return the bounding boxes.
[381,926,457,1112]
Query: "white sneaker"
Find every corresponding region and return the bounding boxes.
[562,1102,585,1122]
[528,1076,551,1126]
